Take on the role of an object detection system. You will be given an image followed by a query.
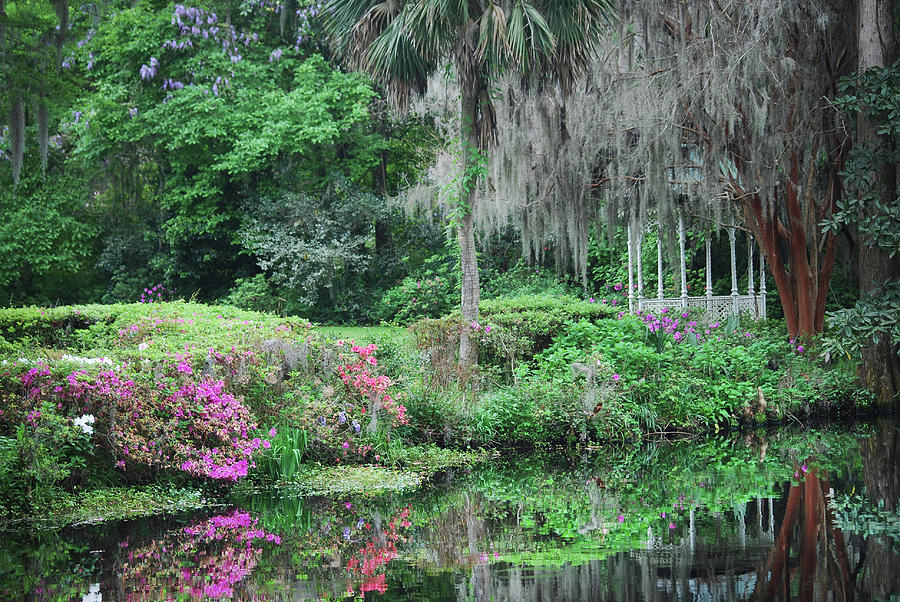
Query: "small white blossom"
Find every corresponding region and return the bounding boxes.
[73,414,96,435]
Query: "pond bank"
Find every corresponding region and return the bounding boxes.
[0,301,871,531]
[3,419,897,600]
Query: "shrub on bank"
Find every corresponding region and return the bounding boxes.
[0,302,408,514]
[401,304,861,446]
[410,294,617,382]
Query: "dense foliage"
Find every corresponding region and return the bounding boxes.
[0,0,896,541]
[0,0,442,317]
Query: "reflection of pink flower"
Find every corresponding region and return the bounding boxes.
[669,522,676,530]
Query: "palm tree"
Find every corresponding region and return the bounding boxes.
[324,0,616,369]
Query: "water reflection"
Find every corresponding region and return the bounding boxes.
[1,421,897,601]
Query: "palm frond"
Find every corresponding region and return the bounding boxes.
[366,5,435,108]
[476,2,510,67]
[508,1,557,72]
[539,0,617,92]
[323,0,383,58]
[406,0,468,64]
[350,1,402,69]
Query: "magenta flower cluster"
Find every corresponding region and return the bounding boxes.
[139,284,174,303]
[634,308,719,343]
[122,510,280,599]
[169,377,268,481]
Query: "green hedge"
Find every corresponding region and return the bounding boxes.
[0,305,122,353]
[410,294,617,378]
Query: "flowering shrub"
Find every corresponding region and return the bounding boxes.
[634,308,721,351]
[3,353,270,483]
[298,341,406,461]
[337,343,406,426]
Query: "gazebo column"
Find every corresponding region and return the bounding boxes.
[747,237,755,295]
[747,236,755,318]
[759,246,767,319]
[678,211,687,309]
[627,222,635,313]
[657,228,664,299]
[729,220,738,314]
[705,235,713,312]
[636,226,644,311]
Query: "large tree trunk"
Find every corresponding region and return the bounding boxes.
[457,90,481,371]
[738,147,838,340]
[857,0,900,405]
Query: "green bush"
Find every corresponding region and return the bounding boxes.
[222,274,284,314]
[410,294,617,381]
[0,305,118,353]
[378,253,460,325]
[529,316,859,432]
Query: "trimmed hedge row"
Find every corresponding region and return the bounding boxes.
[410,294,618,378]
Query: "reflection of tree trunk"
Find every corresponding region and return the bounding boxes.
[860,419,900,598]
[756,467,852,601]
[760,479,802,600]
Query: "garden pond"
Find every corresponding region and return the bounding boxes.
[2,420,898,601]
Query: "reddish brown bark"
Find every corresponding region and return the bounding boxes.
[800,471,822,602]
[756,467,853,601]
[761,476,803,600]
[736,144,841,339]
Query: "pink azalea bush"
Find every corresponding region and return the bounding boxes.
[3,353,270,482]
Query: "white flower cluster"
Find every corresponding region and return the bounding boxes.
[73,414,96,435]
[0,358,30,365]
[61,354,113,365]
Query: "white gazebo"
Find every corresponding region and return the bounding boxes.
[625,211,766,322]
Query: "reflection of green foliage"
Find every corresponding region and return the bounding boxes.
[0,422,884,598]
[395,425,869,567]
[0,530,97,600]
[829,493,900,548]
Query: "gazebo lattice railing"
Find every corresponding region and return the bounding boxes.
[625,212,766,323]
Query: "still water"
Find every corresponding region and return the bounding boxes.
[2,420,898,601]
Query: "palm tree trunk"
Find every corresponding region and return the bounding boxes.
[458,89,481,371]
